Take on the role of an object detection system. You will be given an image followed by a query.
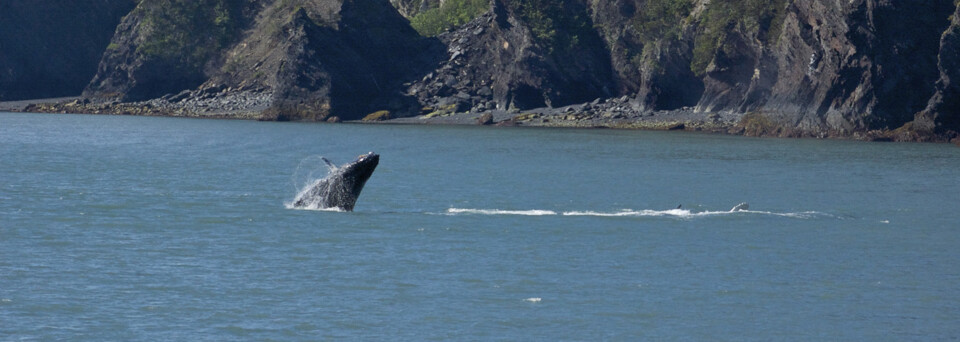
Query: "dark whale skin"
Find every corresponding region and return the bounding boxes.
[292,153,379,211]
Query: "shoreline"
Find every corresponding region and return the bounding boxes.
[0,97,80,112]
[4,96,958,146]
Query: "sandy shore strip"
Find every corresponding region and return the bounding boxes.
[0,97,80,112]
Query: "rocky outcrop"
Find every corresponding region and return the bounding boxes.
[613,0,954,138]
[404,0,957,140]
[753,0,954,136]
[84,0,259,102]
[84,0,442,120]
[407,0,615,114]
[8,0,960,142]
[0,0,137,101]
[913,3,960,139]
[236,1,442,121]
[588,0,703,111]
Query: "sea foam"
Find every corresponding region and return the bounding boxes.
[446,208,557,216]
[445,207,827,219]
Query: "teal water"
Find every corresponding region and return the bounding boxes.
[2,112,959,340]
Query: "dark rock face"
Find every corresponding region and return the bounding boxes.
[85,0,442,120]
[84,0,259,102]
[590,0,955,138]
[8,0,959,141]
[915,4,960,136]
[588,0,703,112]
[0,0,137,101]
[407,0,616,113]
[675,0,953,135]
[404,0,957,138]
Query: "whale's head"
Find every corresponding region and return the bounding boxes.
[340,152,379,194]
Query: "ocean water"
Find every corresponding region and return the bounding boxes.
[2,112,959,340]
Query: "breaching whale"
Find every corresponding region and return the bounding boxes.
[292,152,379,211]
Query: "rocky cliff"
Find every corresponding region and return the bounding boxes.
[714,0,954,137]
[8,0,960,141]
[407,0,616,115]
[83,0,441,120]
[404,0,959,139]
[0,0,137,101]
[914,3,960,139]
[422,0,960,139]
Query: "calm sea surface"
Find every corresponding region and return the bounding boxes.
[2,112,960,340]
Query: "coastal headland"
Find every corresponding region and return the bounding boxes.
[3,0,959,144]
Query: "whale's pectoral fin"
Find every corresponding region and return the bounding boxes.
[730,202,749,212]
[322,157,337,170]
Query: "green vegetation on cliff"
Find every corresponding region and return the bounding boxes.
[508,0,594,54]
[136,0,244,70]
[691,0,787,76]
[624,0,694,72]
[409,0,489,36]
[632,0,693,43]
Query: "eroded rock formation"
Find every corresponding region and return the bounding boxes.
[5,0,959,141]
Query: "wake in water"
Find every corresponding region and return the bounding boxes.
[445,203,826,219]
[446,208,559,216]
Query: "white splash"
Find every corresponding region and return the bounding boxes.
[285,203,345,212]
[524,297,542,303]
[284,178,345,211]
[290,156,336,193]
[287,155,354,211]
